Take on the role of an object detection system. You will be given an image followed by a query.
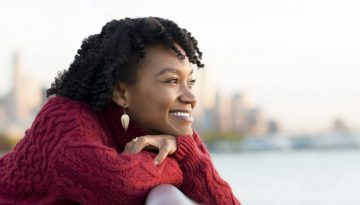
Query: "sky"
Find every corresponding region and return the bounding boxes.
[1,0,360,133]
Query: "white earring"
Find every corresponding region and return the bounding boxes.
[121,106,130,131]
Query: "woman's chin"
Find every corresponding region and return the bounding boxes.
[147,125,193,136]
[171,127,193,136]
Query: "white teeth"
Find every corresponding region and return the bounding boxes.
[170,112,190,117]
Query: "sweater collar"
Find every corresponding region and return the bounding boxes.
[98,101,148,151]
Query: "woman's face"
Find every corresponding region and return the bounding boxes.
[117,44,197,136]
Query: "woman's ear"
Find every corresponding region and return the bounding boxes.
[112,82,130,108]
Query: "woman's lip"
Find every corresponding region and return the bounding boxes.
[169,113,194,123]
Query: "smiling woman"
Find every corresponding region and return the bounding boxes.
[0,17,241,205]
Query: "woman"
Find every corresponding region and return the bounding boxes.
[0,17,241,205]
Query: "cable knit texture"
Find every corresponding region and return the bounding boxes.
[0,96,241,205]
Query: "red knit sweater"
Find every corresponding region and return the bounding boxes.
[0,96,241,205]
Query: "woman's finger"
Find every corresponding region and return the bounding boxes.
[122,141,133,153]
[153,145,170,165]
[129,136,158,154]
[123,135,177,164]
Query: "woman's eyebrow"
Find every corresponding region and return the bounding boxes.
[157,67,193,76]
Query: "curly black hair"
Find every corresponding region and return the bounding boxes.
[47,17,204,111]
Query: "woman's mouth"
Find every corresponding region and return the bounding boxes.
[169,110,194,123]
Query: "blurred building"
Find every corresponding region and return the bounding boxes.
[0,99,6,128]
[192,73,275,137]
[231,92,252,134]
[215,91,232,132]
[192,69,218,133]
[246,107,267,137]
[267,119,280,134]
[0,52,43,138]
[230,92,269,136]
[332,118,349,133]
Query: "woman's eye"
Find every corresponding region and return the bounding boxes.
[188,79,197,87]
[167,78,178,84]
[165,78,196,87]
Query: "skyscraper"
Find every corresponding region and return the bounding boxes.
[0,52,42,137]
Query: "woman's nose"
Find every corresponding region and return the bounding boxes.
[179,86,197,109]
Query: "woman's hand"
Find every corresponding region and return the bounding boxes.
[122,135,177,165]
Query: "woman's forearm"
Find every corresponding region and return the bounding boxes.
[55,144,183,205]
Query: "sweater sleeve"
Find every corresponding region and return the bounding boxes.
[171,132,241,205]
[54,143,183,205]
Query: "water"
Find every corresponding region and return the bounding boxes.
[211,150,360,205]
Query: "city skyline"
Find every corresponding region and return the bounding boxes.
[1,0,360,133]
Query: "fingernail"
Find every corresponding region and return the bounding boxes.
[154,160,159,165]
